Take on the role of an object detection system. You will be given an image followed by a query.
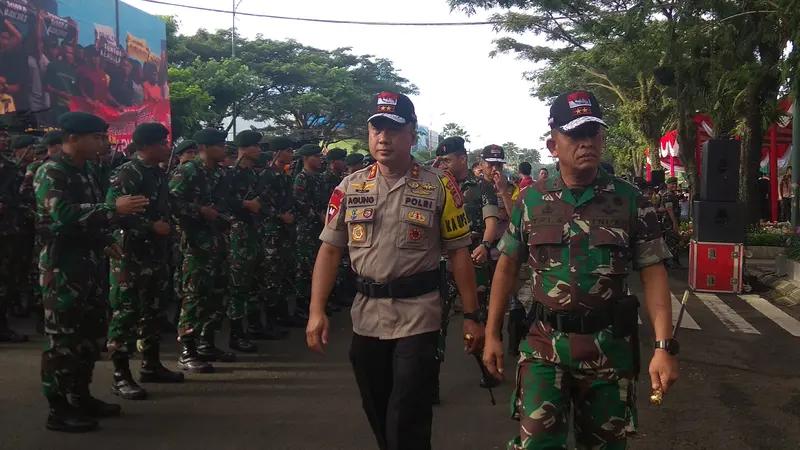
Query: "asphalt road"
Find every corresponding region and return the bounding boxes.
[2,269,800,450]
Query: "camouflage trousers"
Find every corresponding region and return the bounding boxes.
[107,257,170,358]
[294,223,322,311]
[438,259,491,362]
[508,330,637,449]
[39,251,107,399]
[226,220,261,321]
[258,221,294,309]
[177,232,226,338]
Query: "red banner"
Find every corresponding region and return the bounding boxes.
[69,97,171,147]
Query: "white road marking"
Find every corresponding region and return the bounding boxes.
[695,293,760,334]
[671,292,701,330]
[739,295,800,337]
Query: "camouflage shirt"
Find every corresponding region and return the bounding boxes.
[319,169,344,202]
[256,164,295,222]
[455,171,499,244]
[226,163,259,223]
[0,153,23,235]
[33,152,116,262]
[106,154,168,261]
[498,167,670,312]
[660,190,681,226]
[19,158,47,210]
[169,156,229,235]
[293,169,323,228]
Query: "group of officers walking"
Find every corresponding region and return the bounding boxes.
[0,111,372,433]
[1,88,680,450]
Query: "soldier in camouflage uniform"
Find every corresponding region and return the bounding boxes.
[292,144,326,322]
[433,136,500,403]
[660,176,682,268]
[169,140,199,316]
[8,135,37,318]
[257,137,304,330]
[319,148,348,308]
[36,112,150,432]
[0,134,29,342]
[345,152,365,175]
[223,130,264,353]
[170,129,247,373]
[106,123,185,402]
[483,92,679,450]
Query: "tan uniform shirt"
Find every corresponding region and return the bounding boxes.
[320,160,472,339]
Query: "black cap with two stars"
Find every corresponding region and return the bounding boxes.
[234,130,263,148]
[548,90,607,133]
[436,136,467,157]
[368,92,417,125]
[345,153,364,166]
[58,111,108,135]
[481,144,506,164]
[132,122,170,146]
[296,144,322,157]
[326,148,347,161]
[192,128,227,146]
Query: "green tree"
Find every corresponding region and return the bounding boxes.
[501,142,541,166]
[440,123,471,142]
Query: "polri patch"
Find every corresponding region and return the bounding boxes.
[407,210,426,224]
[409,227,422,241]
[404,196,435,211]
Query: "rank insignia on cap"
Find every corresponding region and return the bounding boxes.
[377,92,398,106]
[351,224,366,242]
[378,105,395,113]
[567,92,592,109]
[409,228,422,241]
[573,107,591,116]
[407,211,426,223]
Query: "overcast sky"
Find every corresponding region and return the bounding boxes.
[125,0,553,158]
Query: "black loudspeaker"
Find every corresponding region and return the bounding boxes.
[650,170,665,187]
[692,201,746,243]
[700,139,741,202]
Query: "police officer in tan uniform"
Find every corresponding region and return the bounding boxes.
[307,92,485,450]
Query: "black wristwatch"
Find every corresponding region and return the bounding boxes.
[654,339,680,356]
[481,241,492,250]
[463,311,482,323]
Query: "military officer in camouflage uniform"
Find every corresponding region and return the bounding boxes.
[224,130,264,353]
[293,144,326,322]
[345,152,365,174]
[255,137,302,331]
[170,129,257,372]
[433,136,500,402]
[483,92,679,450]
[36,112,149,432]
[106,123,185,402]
[8,135,38,317]
[660,176,682,268]
[319,148,348,307]
[170,140,199,315]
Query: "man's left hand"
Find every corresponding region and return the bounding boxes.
[649,349,679,394]
[471,245,488,265]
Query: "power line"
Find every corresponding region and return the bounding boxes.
[136,0,501,26]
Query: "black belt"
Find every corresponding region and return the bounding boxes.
[532,302,616,335]
[353,269,440,299]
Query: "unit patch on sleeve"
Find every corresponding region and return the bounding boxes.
[327,188,345,225]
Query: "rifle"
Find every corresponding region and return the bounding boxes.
[153,148,176,258]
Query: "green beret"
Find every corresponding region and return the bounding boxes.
[33,143,48,155]
[58,112,108,135]
[132,122,170,146]
[234,130,263,148]
[326,148,347,161]
[436,136,466,157]
[268,136,294,152]
[192,128,227,146]
[297,144,322,157]
[666,176,678,184]
[345,153,364,166]
[175,140,198,155]
[41,131,63,146]
[11,135,37,150]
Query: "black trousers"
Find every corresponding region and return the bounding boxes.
[349,331,439,450]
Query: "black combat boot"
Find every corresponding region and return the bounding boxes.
[276,299,307,328]
[246,311,268,340]
[229,319,257,353]
[68,392,122,419]
[197,331,236,362]
[0,313,28,343]
[140,343,185,383]
[111,356,147,400]
[178,336,214,373]
[45,396,98,433]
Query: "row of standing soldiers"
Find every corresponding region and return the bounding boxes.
[0,111,372,433]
